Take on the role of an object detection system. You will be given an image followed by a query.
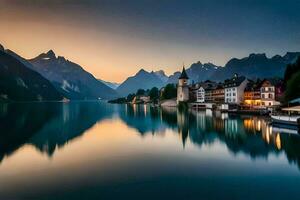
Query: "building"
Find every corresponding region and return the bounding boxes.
[211,84,225,103]
[244,80,262,108]
[190,81,219,103]
[224,74,248,104]
[260,79,283,107]
[132,95,150,104]
[177,67,189,103]
[195,86,205,103]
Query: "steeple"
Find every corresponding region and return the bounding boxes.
[179,66,189,79]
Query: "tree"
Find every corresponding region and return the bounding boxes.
[285,72,300,102]
[161,84,177,100]
[149,87,159,101]
[284,56,300,102]
[136,89,145,96]
[284,64,293,84]
[126,93,135,102]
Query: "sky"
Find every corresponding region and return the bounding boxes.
[0,0,300,83]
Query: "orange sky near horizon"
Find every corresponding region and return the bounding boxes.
[1,1,299,83]
[0,2,231,83]
[1,22,212,83]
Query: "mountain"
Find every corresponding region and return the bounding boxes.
[153,70,168,83]
[98,79,120,90]
[0,46,63,102]
[211,52,300,81]
[167,62,221,84]
[116,69,165,96]
[167,52,300,83]
[28,50,118,100]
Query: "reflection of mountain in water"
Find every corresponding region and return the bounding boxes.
[0,102,113,161]
[118,104,169,135]
[2,102,300,171]
[120,104,300,170]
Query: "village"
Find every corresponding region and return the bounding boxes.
[110,66,300,128]
[175,67,284,113]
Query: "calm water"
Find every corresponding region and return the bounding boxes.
[1,101,300,199]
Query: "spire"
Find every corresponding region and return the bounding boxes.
[179,66,189,79]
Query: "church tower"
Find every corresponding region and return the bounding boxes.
[177,66,189,103]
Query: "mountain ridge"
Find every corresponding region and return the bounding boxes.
[116,68,165,96]
[0,49,63,101]
[167,52,300,84]
[28,50,118,100]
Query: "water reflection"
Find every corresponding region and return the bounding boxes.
[119,104,300,169]
[0,102,114,160]
[1,102,300,171]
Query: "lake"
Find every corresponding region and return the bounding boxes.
[0,101,300,199]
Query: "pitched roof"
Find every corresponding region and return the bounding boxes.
[223,76,246,88]
[179,67,189,79]
[261,78,283,87]
[245,80,262,92]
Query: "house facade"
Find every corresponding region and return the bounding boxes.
[196,86,205,103]
[260,79,283,107]
[224,74,248,104]
[244,81,262,107]
[211,85,225,103]
[176,69,283,109]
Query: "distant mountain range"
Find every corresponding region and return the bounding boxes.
[98,79,120,90]
[117,52,300,96]
[167,62,221,84]
[0,48,63,101]
[167,52,300,84]
[1,42,299,100]
[116,69,166,96]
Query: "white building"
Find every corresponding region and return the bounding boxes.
[224,74,248,104]
[196,86,205,103]
[177,67,189,103]
[260,79,282,107]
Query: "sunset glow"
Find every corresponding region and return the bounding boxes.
[1,0,299,82]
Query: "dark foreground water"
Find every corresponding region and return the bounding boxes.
[1,101,300,200]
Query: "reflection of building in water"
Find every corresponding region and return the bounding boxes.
[205,109,213,117]
[224,118,240,138]
[213,117,225,132]
[245,117,283,149]
[221,113,228,120]
[243,117,262,133]
[177,110,189,147]
[275,134,281,149]
[261,120,272,144]
[244,117,282,150]
[194,111,206,131]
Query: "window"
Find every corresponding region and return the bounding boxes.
[269,94,273,99]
